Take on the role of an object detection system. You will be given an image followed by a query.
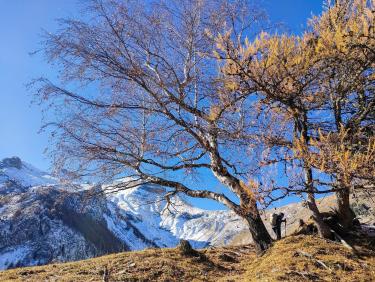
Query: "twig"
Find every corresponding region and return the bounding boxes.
[102,265,109,282]
[287,270,319,280]
[296,249,330,270]
[330,229,354,252]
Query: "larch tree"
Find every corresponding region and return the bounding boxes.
[215,31,334,238]
[304,0,375,231]
[34,0,274,253]
[215,0,374,237]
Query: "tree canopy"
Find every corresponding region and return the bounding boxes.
[35,0,374,251]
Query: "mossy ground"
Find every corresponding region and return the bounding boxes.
[1,235,374,281]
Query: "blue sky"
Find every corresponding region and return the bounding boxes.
[0,0,324,209]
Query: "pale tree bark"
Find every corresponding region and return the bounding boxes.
[245,211,272,252]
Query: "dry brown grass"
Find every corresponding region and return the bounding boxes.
[244,235,375,282]
[0,245,255,282]
[1,235,374,281]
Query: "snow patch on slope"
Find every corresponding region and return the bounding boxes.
[0,246,31,270]
[0,157,57,187]
[104,184,248,249]
[0,157,250,269]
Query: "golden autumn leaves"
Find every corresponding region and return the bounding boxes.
[209,0,375,200]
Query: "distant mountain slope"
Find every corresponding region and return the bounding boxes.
[0,157,248,270]
[1,235,374,282]
[1,157,374,270]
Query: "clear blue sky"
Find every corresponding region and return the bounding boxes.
[0,0,323,209]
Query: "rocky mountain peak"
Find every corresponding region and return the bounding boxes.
[0,157,22,169]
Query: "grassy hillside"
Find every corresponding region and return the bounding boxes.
[0,244,256,281]
[245,235,375,281]
[1,235,374,281]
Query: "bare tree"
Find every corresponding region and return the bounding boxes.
[34,0,273,252]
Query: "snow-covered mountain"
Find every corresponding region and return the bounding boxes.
[0,157,249,270]
[2,157,374,271]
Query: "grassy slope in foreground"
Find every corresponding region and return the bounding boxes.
[0,235,374,281]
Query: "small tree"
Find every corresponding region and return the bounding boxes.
[35,0,273,252]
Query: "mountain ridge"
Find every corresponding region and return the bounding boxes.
[0,157,249,270]
[1,156,374,271]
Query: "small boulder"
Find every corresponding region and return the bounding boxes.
[178,239,194,255]
[219,253,238,263]
[178,239,199,257]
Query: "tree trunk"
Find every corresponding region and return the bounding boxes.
[206,143,272,254]
[306,193,332,238]
[245,209,273,254]
[336,187,354,231]
[298,112,332,239]
[304,167,332,239]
